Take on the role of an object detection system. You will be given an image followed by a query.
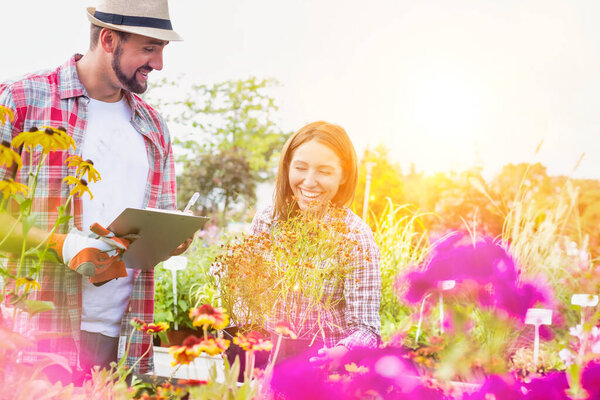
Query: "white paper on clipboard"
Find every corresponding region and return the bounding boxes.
[107,208,209,270]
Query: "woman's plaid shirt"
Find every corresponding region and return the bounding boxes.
[0,55,177,374]
[250,206,381,349]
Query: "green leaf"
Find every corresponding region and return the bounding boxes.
[18,198,32,212]
[23,299,55,316]
[21,214,38,236]
[158,331,169,345]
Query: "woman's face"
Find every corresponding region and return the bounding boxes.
[288,139,345,211]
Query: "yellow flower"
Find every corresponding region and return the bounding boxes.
[63,176,93,199]
[0,178,29,198]
[0,141,22,169]
[65,155,101,183]
[189,304,229,330]
[15,277,41,292]
[12,126,75,154]
[0,105,14,125]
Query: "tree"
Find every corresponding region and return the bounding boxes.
[147,77,291,223]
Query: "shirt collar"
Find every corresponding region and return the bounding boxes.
[58,54,144,119]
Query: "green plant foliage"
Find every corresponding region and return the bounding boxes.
[154,237,222,331]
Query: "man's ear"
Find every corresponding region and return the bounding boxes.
[99,28,117,53]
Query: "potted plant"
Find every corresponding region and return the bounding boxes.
[154,236,220,346]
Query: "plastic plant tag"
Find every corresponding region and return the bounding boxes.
[438,280,456,291]
[525,308,553,367]
[525,308,553,326]
[571,294,599,307]
[163,256,188,330]
[437,280,455,334]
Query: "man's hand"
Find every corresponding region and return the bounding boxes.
[308,345,349,369]
[51,223,133,286]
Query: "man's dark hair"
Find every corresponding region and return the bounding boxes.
[89,24,131,50]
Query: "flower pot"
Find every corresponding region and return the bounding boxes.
[161,327,201,347]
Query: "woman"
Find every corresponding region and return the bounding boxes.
[250,121,381,365]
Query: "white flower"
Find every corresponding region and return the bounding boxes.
[559,348,575,367]
[569,324,584,341]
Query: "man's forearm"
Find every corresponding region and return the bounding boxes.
[0,212,52,255]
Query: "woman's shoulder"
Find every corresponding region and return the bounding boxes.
[250,206,275,234]
[341,207,372,235]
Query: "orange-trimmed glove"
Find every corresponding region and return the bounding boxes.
[50,223,133,287]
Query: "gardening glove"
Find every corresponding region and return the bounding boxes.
[50,223,135,286]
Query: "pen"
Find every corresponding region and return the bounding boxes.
[183,192,200,213]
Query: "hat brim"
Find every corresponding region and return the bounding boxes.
[86,7,183,42]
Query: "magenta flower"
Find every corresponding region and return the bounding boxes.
[400,232,553,321]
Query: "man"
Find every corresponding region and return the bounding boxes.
[0,0,186,382]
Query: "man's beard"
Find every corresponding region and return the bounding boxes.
[111,43,148,94]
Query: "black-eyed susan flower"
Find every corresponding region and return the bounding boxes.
[189,304,229,330]
[65,155,101,183]
[0,105,14,125]
[15,277,40,292]
[12,126,75,154]
[63,176,93,199]
[0,178,29,198]
[233,331,273,352]
[0,141,22,169]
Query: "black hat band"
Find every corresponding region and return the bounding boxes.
[94,10,173,30]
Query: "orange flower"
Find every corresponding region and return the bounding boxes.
[274,321,297,339]
[233,331,273,352]
[189,304,229,330]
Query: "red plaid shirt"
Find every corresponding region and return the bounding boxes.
[250,206,381,349]
[0,55,177,374]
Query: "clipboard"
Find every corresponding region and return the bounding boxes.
[107,207,209,270]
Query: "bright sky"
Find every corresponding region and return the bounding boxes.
[2,0,599,180]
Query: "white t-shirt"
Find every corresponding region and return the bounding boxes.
[80,97,149,337]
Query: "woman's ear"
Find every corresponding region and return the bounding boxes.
[340,170,349,185]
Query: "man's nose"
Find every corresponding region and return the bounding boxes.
[149,50,164,71]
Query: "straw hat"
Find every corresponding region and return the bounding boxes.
[87,0,182,41]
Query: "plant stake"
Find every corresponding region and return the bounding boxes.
[525,308,552,367]
[438,280,455,334]
[164,256,188,330]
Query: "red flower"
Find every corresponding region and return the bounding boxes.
[275,321,298,339]
[233,331,273,352]
[189,304,229,330]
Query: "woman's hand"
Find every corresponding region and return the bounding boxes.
[308,345,349,368]
[169,235,193,257]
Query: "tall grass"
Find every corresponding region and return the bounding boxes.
[371,199,431,340]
